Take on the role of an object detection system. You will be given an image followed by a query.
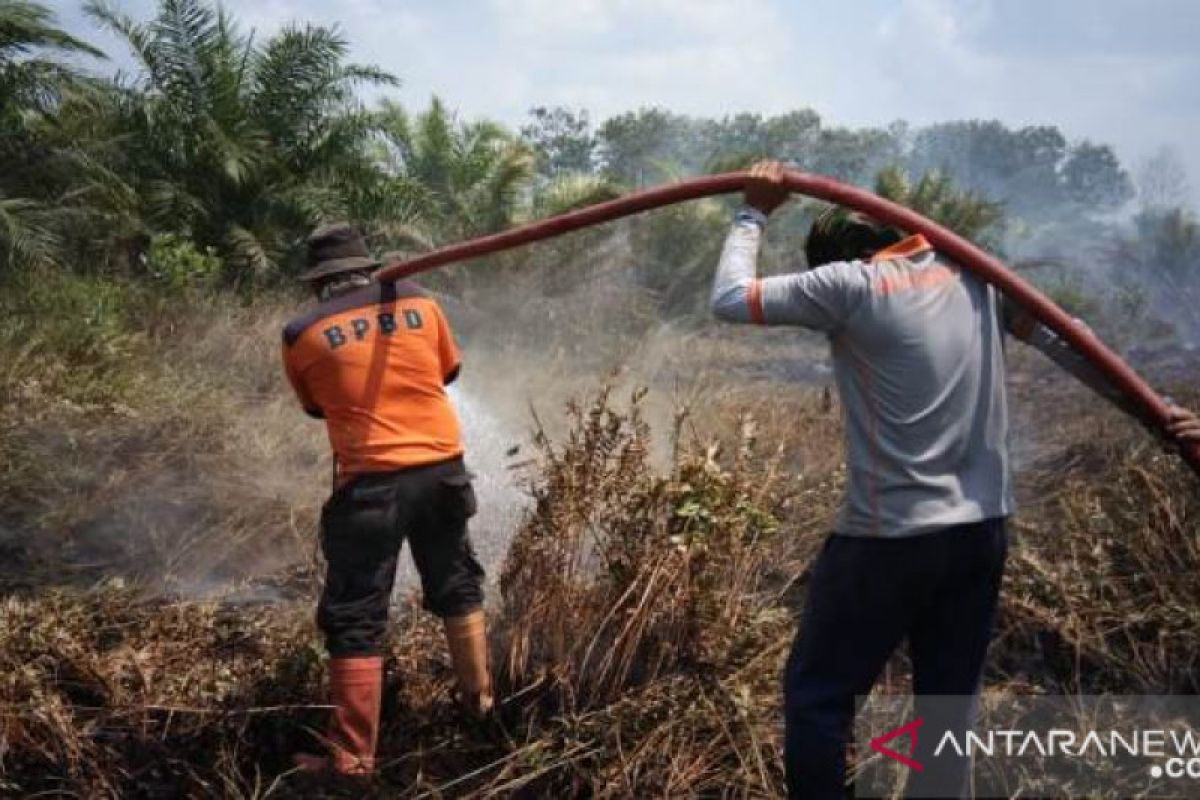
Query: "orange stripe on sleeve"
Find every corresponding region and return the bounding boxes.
[747,278,766,325]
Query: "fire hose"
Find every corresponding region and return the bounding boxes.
[375,168,1200,478]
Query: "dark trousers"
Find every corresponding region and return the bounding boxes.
[317,457,485,657]
[783,517,1008,799]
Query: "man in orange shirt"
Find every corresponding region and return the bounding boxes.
[283,223,492,777]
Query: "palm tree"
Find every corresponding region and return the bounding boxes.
[0,0,104,272]
[371,97,631,300]
[526,172,622,219]
[0,0,102,128]
[83,0,399,279]
[374,97,538,248]
[873,166,1005,250]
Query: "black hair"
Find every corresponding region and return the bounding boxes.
[804,207,906,268]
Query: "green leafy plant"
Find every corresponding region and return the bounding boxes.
[874,165,1006,250]
[79,0,399,279]
[144,233,220,291]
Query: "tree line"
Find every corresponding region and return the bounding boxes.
[2,0,1196,327]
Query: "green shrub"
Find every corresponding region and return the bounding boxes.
[0,270,150,404]
[144,234,221,291]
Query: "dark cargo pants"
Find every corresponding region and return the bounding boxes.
[783,517,1008,799]
[317,456,485,657]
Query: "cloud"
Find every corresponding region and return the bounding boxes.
[50,0,1200,203]
[488,0,619,38]
[797,0,1200,198]
[472,0,799,118]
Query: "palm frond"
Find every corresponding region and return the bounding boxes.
[465,140,535,232]
[1,0,105,59]
[0,190,61,271]
[221,222,273,276]
[84,1,160,84]
[341,63,399,88]
[529,172,623,219]
[874,165,1005,246]
[142,177,207,230]
[704,152,768,175]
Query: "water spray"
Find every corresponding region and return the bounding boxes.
[377,168,1200,478]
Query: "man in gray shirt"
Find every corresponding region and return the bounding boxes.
[711,161,1200,798]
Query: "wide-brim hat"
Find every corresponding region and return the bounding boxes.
[299,222,381,281]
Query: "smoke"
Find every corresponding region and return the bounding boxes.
[389,379,528,598]
[1003,208,1200,357]
[395,221,838,603]
[9,143,1196,605]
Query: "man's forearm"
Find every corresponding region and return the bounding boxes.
[1023,319,1140,418]
[710,208,769,324]
[1003,298,1128,412]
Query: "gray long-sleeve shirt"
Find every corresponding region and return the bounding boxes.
[712,210,1129,537]
[712,210,1017,537]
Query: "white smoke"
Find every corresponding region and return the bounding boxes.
[390,377,530,601]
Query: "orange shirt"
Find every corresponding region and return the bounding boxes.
[282,280,463,480]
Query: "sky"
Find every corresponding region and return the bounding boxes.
[51,0,1200,204]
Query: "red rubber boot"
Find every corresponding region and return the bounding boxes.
[294,655,383,776]
[443,610,495,718]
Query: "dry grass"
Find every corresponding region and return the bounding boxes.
[1,274,1198,797]
[998,380,1200,695]
[0,385,814,798]
[0,274,325,596]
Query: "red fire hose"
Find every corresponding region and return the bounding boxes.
[376,168,1200,477]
